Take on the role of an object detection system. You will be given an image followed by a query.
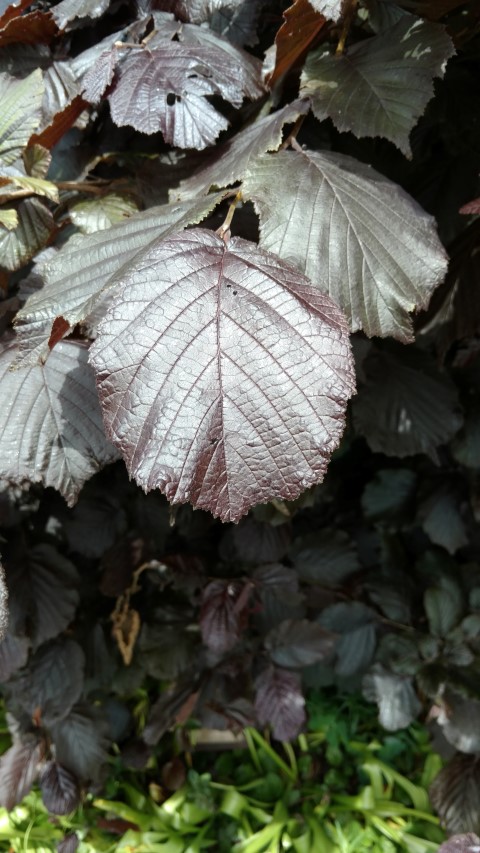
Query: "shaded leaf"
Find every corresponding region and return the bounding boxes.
[433,689,480,754]
[15,638,84,723]
[0,632,29,681]
[143,683,199,745]
[69,193,139,234]
[265,618,336,668]
[267,0,327,88]
[200,580,248,654]
[6,543,78,649]
[452,405,480,470]
[242,149,448,340]
[89,228,354,522]
[252,564,301,604]
[0,737,45,810]
[363,664,421,730]
[352,343,463,459]
[254,665,306,740]
[0,197,53,270]
[301,16,454,157]
[49,704,110,782]
[0,68,44,165]
[40,761,80,815]
[0,336,118,505]
[319,602,377,677]
[224,517,291,564]
[362,469,417,520]
[421,489,468,554]
[175,99,310,200]
[15,193,227,354]
[138,624,195,680]
[424,577,463,637]
[290,529,359,585]
[430,753,480,835]
[63,484,127,558]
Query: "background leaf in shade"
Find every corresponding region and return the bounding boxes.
[15,638,84,723]
[180,0,263,46]
[362,469,417,521]
[289,528,359,585]
[254,665,306,741]
[39,761,81,815]
[363,664,421,730]
[432,690,480,754]
[200,580,247,655]
[420,488,468,554]
[430,753,480,835]
[0,337,118,505]
[222,517,291,564]
[301,16,454,156]
[89,228,354,522]
[57,834,79,853]
[318,602,377,678]
[0,633,29,682]
[265,619,336,668]
[6,543,78,649]
[52,0,110,28]
[49,705,110,782]
[424,576,463,637]
[242,149,448,340]
[0,737,45,810]
[352,343,463,459]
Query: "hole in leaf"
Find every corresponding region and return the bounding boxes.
[166,93,175,107]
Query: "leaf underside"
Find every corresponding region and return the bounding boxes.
[89,228,355,522]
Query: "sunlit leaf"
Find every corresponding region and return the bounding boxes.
[433,689,480,754]
[0,335,118,505]
[0,68,44,165]
[175,100,310,200]
[89,228,355,522]
[69,193,139,234]
[242,148,448,340]
[301,16,455,156]
[52,0,110,29]
[438,834,480,853]
[0,206,18,229]
[15,193,227,357]
[0,197,54,270]
[308,0,344,19]
[363,664,421,730]
[0,163,59,201]
[180,0,263,46]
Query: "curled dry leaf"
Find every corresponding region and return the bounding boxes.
[89,228,355,522]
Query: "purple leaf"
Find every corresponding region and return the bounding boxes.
[99,27,263,148]
[301,16,455,156]
[438,835,480,853]
[0,561,7,642]
[265,618,336,668]
[89,229,354,522]
[6,544,78,650]
[430,754,480,836]
[52,0,110,28]
[254,665,306,741]
[57,835,79,853]
[0,335,118,505]
[0,632,29,681]
[49,704,110,782]
[40,761,80,815]
[0,737,45,810]
[200,580,248,654]
[15,638,85,723]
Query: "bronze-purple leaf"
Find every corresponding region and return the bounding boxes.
[254,665,306,741]
[89,228,355,522]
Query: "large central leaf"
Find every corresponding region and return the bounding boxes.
[89,228,355,522]
[242,148,448,341]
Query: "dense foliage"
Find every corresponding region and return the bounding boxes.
[1,0,480,847]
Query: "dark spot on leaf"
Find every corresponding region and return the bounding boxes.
[166,93,175,106]
[233,290,237,295]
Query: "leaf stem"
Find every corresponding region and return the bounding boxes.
[216,191,242,241]
[336,0,358,55]
[280,115,306,150]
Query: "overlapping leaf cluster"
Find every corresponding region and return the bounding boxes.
[0,0,480,843]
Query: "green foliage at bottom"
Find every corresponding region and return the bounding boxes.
[0,691,445,853]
